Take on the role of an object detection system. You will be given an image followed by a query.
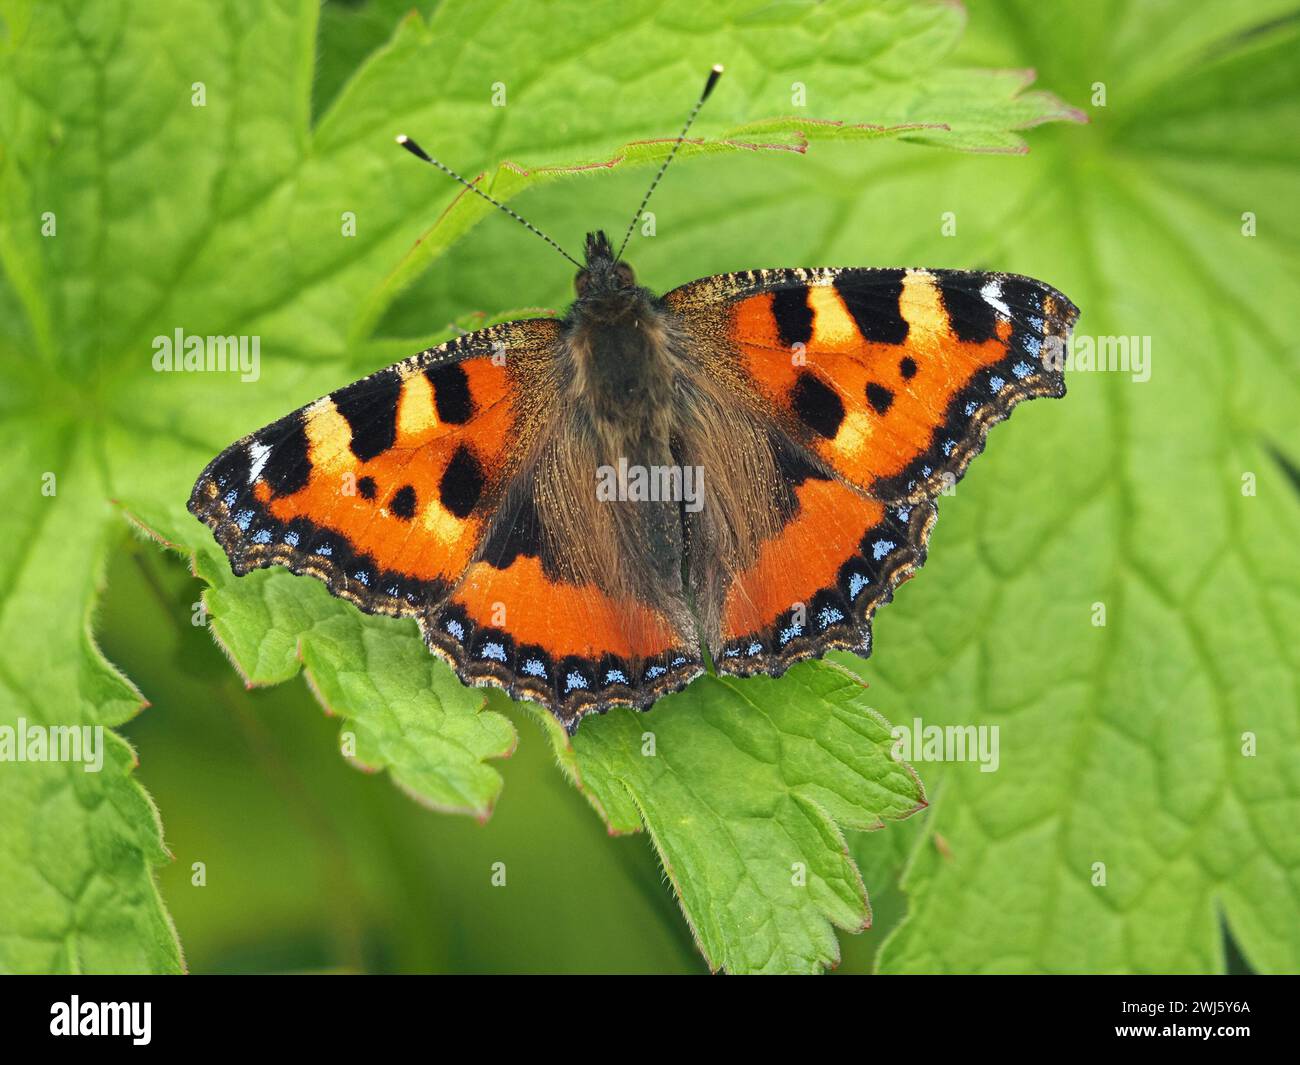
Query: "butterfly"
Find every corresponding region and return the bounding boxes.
[189,67,1079,735]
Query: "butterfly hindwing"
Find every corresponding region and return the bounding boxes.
[425,475,702,729]
[712,447,937,678]
[667,266,1078,676]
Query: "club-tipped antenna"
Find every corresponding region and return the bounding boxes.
[615,64,723,261]
[396,134,582,268]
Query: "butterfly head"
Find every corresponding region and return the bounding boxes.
[574,230,637,300]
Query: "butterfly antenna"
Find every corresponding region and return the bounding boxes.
[396,135,583,269]
[615,64,724,261]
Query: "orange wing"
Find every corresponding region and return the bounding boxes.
[423,483,701,731]
[190,320,556,617]
[191,318,700,733]
[666,267,1078,675]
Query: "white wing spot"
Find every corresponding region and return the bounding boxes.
[981,280,1011,319]
[247,441,271,484]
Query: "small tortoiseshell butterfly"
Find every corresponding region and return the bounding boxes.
[190,68,1079,734]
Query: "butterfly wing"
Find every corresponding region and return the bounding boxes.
[423,474,703,729]
[191,318,701,732]
[190,320,552,617]
[665,267,1078,675]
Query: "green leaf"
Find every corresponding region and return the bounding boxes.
[0,0,1119,974]
[569,664,926,974]
[852,1,1300,974]
[0,422,181,973]
[197,546,518,819]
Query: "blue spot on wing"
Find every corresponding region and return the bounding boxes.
[817,605,845,629]
[777,622,804,646]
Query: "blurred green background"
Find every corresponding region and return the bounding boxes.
[5,0,1296,973]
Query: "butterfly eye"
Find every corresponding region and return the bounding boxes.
[614,262,636,288]
[574,270,592,297]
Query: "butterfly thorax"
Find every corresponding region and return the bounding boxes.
[564,230,679,446]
